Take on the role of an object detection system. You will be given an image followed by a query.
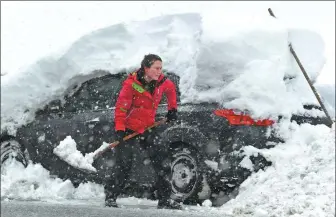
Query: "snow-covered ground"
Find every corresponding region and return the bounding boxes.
[1,2,335,217]
[1,122,335,216]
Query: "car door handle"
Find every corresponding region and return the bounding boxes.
[85,121,99,124]
[85,118,100,124]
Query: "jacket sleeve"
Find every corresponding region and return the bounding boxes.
[114,80,133,131]
[164,79,178,111]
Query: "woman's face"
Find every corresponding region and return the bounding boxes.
[144,60,162,81]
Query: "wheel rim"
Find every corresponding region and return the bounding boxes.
[171,152,198,199]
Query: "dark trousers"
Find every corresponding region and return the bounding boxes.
[104,128,172,201]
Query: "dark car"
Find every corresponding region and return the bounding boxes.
[1,69,331,206]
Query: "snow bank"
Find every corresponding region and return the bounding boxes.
[192,14,327,119]
[1,159,104,201]
[1,12,331,135]
[219,121,335,217]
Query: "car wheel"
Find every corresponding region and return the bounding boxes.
[1,139,28,173]
[170,145,206,205]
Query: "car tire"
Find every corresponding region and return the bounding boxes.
[1,139,28,172]
[170,145,207,205]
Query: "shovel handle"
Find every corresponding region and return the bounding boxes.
[94,118,167,158]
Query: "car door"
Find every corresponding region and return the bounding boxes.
[60,72,127,156]
[27,72,126,174]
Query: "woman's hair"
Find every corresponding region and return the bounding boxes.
[141,54,162,69]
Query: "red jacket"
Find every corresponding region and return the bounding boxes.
[114,69,178,133]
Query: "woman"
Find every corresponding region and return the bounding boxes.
[104,54,181,210]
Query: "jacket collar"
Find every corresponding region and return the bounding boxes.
[127,68,165,99]
[129,68,165,86]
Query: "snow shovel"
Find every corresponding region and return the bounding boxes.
[93,118,167,160]
[54,118,167,173]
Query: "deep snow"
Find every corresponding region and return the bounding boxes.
[1,10,335,217]
[1,13,334,135]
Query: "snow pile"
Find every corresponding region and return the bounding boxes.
[53,136,97,172]
[192,14,327,119]
[1,12,333,135]
[219,121,335,217]
[1,159,104,201]
[1,158,159,207]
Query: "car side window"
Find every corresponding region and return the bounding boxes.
[63,72,127,113]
